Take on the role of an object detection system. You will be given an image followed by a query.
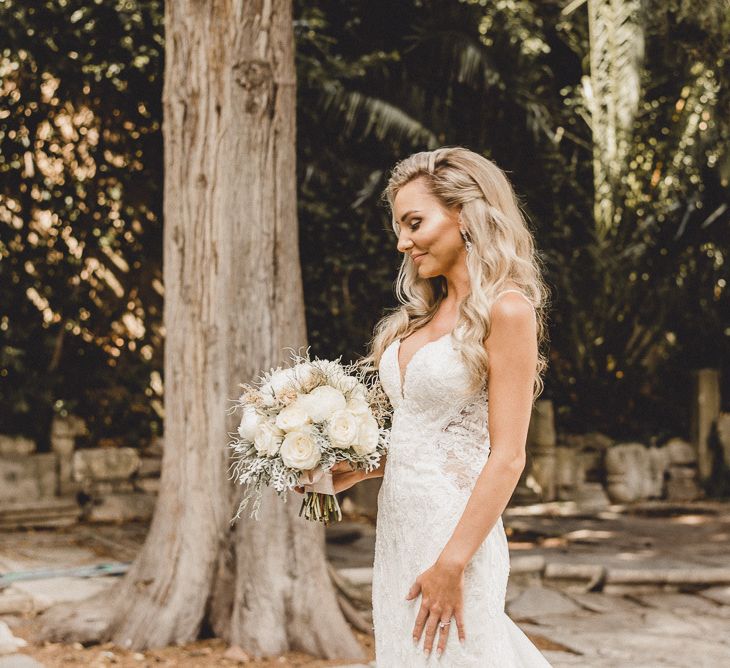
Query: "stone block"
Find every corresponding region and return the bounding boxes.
[0,435,36,456]
[85,492,156,522]
[0,454,57,503]
[72,447,140,482]
[134,477,160,494]
[138,456,162,478]
[605,442,653,503]
[506,585,581,620]
[665,438,696,465]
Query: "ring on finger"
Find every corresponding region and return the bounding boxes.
[438,619,452,629]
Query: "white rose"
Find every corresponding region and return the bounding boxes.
[269,367,295,399]
[292,362,318,391]
[238,405,262,441]
[351,382,369,400]
[345,396,370,417]
[338,374,359,393]
[253,421,284,456]
[353,414,380,455]
[279,428,321,470]
[298,385,346,422]
[275,402,311,432]
[326,409,361,449]
[259,383,277,407]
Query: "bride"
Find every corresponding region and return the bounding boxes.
[332,146,553,666]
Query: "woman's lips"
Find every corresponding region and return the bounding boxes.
[413,252,427,263]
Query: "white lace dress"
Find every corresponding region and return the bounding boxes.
[372,290,553,667]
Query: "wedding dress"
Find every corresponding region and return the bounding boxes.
[372,289,553,667]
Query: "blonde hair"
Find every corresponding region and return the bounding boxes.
[357,146,550,401]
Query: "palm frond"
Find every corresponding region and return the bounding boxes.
[319,82,439,150]
[584,0,645,239]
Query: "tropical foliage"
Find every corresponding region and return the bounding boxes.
[1,0,728,448]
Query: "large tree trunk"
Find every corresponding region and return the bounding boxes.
[38,0,365,660]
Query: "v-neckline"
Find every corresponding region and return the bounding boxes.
[395,330,453,399]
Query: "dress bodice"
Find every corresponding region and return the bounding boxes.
[377,326,490,495]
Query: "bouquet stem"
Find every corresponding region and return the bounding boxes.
[298,491,342,525]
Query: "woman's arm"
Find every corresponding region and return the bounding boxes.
[437,294,537,570]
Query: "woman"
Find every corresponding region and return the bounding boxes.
[334,146,552,666]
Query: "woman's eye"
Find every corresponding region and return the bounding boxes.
[410,220,421,230]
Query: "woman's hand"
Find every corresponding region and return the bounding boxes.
[406,557,466,658]
[292,461,366,495]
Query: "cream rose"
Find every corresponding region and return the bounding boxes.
[253,421,284,457]
[353,415,380,455]
[345,396,370,417]
[279,428,321,470]
[238,405,263,441]
[275,401,311,432]
[292,362,319,393]
[326,409,361,449]
[298,385,346,422]
[350,382,369,400]
[269,367,296,399]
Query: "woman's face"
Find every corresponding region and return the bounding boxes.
[393,178,464,278]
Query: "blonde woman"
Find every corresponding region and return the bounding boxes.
[336,147,553,666]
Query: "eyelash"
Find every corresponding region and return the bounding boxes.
[409,220,421,230]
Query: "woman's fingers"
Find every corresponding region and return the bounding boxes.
[436,609,454,657]
[454,606,466,644]
[421,607,442,657]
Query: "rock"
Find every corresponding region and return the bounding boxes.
[0,589,36,615]
[11,577,116,611]
[647,446,670,498]
[544,563,605,593]
[337,567,373,587]
[133,477,160,494]
[0,454,57,503]
[665,438,696,465]
[573,482,610,509]
[506,585,581,620]
[86,492,156,522]
[0,436,36,456]
[605,442,653,503]
[699,585,730,606]
[666,465,702,502]
[223,645,251,663]
[137,456,161,478]
[0,621,27,655]
[72,448,140,482]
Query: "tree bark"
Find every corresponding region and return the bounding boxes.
[39,0,365,660]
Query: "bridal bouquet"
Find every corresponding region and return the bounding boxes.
[227,348,390,524]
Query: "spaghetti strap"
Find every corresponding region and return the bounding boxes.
[495,288,533,306]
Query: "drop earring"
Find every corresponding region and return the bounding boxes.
[459,212,473,253]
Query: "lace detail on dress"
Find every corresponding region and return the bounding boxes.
[436,387,490,493]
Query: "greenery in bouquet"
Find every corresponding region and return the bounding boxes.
[227,347,392,524]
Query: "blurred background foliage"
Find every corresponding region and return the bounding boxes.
[0,0,728,451]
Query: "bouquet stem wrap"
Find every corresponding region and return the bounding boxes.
[298,465,341,524]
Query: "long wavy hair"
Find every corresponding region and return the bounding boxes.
[357,146,550,401]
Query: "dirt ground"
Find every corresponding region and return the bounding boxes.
[9,620,377,667]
